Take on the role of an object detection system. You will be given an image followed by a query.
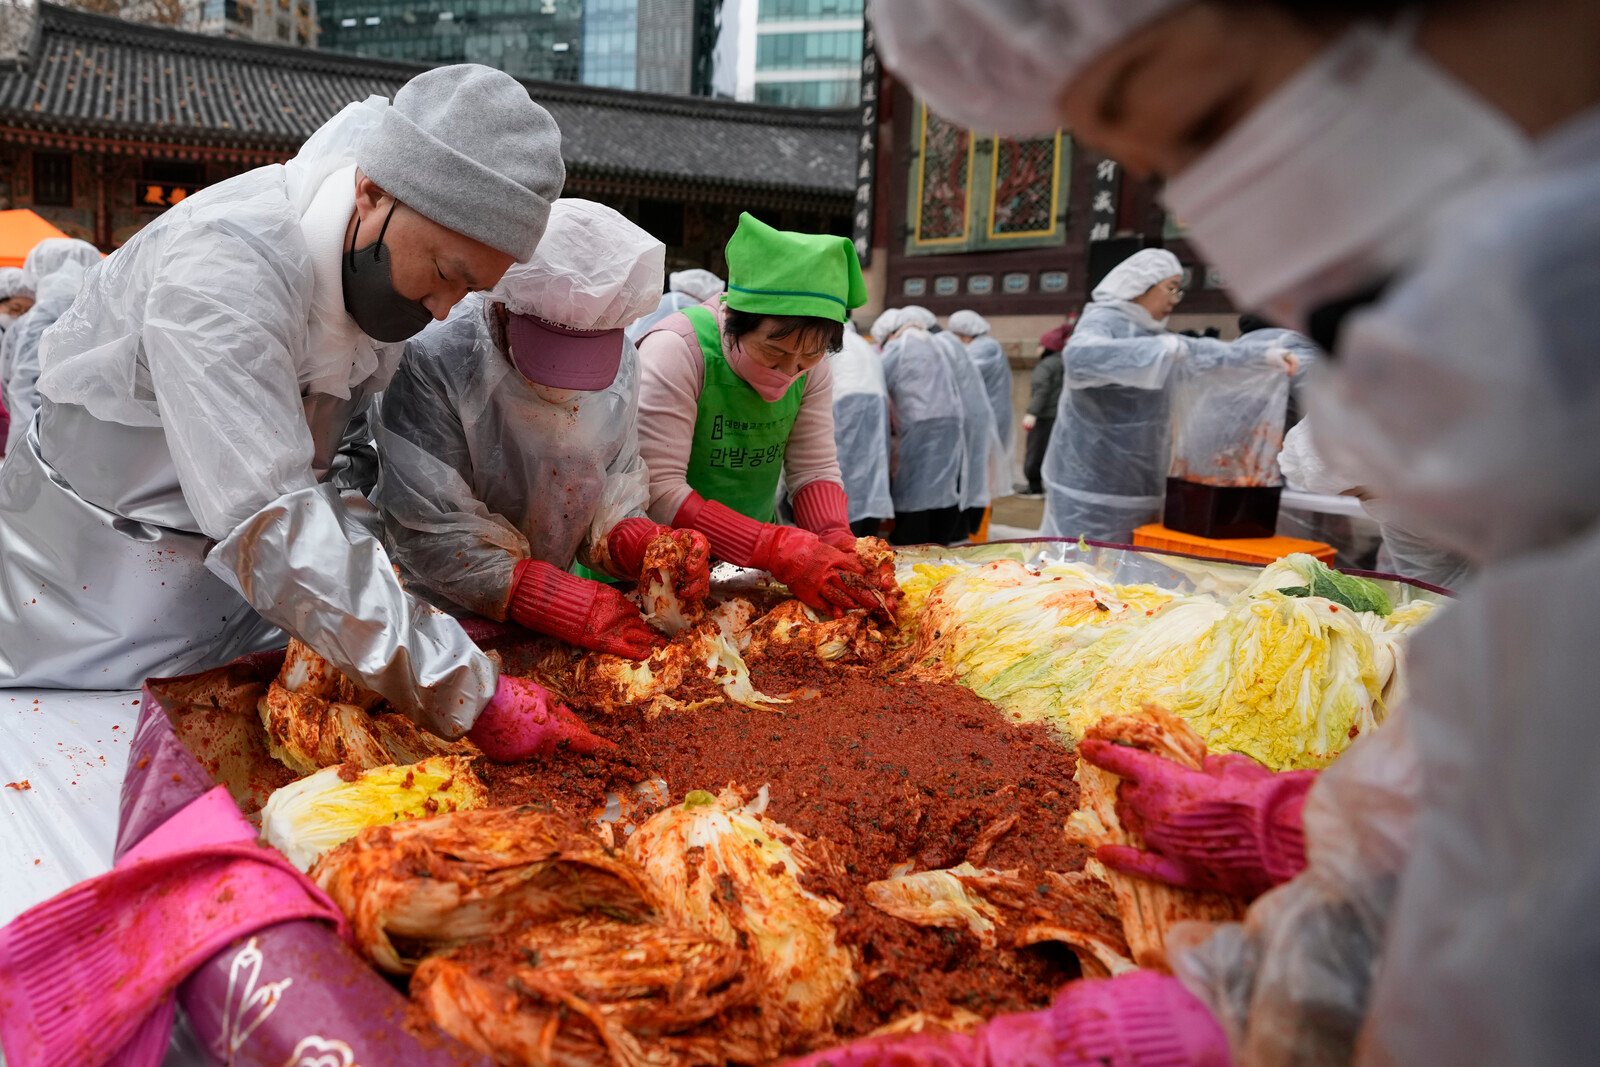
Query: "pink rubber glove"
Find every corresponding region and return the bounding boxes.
[792,480,857,553]
[509,557,665,659]
[608,518,713,605]
[469,675,615,762]
[675,494,881,619]
[782,972,1229,1067]
[1079,739,1316,899]
[0,787,347,1067]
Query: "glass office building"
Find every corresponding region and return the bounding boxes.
[318,0,715,93]
[740,0,862,108]
[581,0,638,88]
[318,0,584,83]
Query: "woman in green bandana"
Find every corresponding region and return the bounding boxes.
[635,213,896,619]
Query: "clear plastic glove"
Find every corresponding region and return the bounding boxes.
[1079,739,1315,900]
[509,557,665,659]
[781,972,1229,1067]
[468,676,615,762]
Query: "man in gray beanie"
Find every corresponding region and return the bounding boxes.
[0,65,606,763]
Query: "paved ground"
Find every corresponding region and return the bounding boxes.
[991,493,1045,529]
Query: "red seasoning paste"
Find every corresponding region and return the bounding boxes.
[478,648,1088,1036]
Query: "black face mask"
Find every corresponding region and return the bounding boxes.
[342,200,435,343]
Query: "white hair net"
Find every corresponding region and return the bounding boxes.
[20,238,100,291]
[491,199,665,330]
[869,308,904,344]
[1091,248,1183,303]
[947,310,990,336]
[0,267,29,300]
[899,305,937,329]
[668,268,725,302]
[871,0,1187,135]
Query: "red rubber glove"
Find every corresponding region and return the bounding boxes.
[607,518,712,605]
[508,557,664,659]
[1079,739,1316,900]
[468,676,615,762]
[676,494,879,619]
[792,480,857,553]
[782,972,1229,1066]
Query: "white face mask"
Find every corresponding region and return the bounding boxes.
[1162,22,1531,333]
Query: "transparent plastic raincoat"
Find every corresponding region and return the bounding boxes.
[880,326,964,513]
[1040,300,1187,541]
[933,330,1003,512]
[1176,107,1600,1067]
[1042,299,1280,541]
[0,98,494,739]
[830,326,893,524]
[375,301,651,619]
[949,311,1015,468]
[0,258,89,455]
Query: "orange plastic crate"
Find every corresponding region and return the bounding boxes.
[1132,523,1337,566]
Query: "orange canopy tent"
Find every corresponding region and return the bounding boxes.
[0,209,72,270]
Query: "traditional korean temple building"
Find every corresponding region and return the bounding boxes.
[0,3,856,271]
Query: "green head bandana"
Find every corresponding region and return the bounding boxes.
[723,212,867,323]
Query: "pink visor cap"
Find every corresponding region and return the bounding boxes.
[507,312,625,391]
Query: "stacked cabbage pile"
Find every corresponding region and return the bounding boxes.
[901,554,1435,770]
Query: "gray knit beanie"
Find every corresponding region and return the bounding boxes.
[357,64,565,261]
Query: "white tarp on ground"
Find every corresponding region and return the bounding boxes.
[0,688,143,923]
[0,687,215,1067]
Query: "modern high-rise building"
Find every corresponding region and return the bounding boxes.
[718,0,862,108]
[584,0,718,95]
[316,0,717,93]
[199,0,319,47]
[317,0,584,82]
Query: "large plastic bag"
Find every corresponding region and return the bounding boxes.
[375,295,648,619]
[882,327,964,512]
[1169,339,1291,487]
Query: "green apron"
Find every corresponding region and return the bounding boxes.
[681,305,806,523]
